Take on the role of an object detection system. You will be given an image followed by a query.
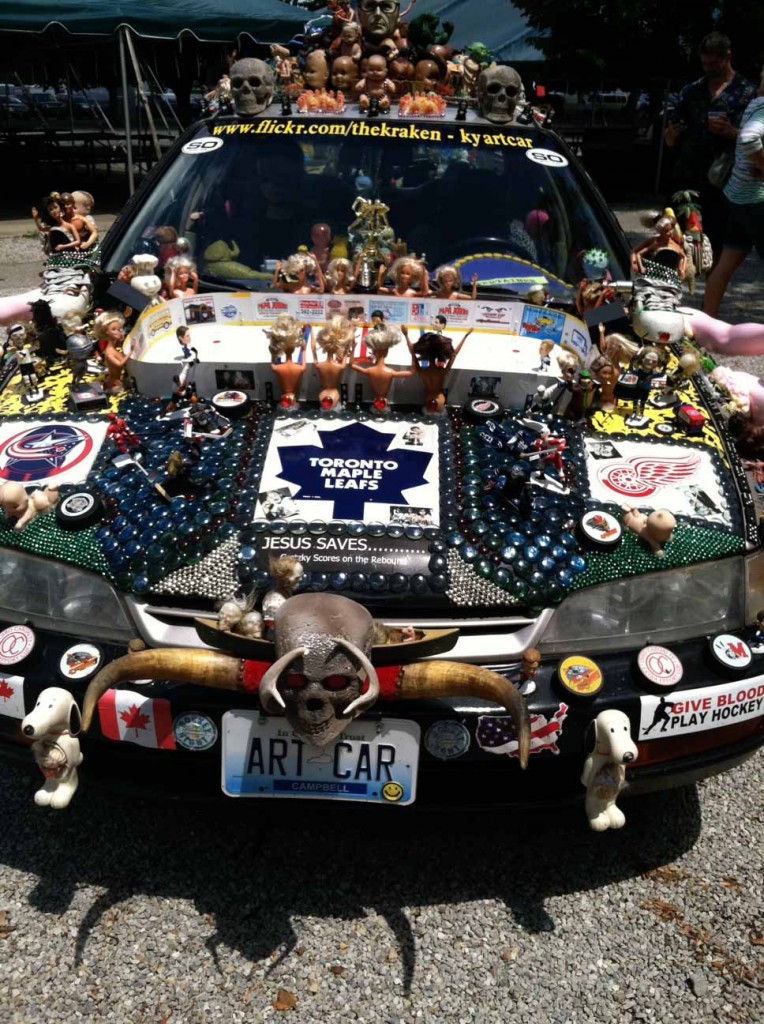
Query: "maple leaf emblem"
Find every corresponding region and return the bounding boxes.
[0,679,14,701]
[119,704,151,735]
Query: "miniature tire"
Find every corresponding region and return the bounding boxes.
[463,397,503,422]
[55,487,104,529]
[212,389,250,419]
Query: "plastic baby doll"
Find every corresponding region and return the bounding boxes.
[312,315,356,410]
[351,324,415,413]
[377,256,429,297]
[355,54,395,112]
[403,323,473,413]
[93,310,128,394]
[272,252,325,294]
[432,264,477,300]
[69,191,99,252]
[266,314,307,409]
[335,22,362,61]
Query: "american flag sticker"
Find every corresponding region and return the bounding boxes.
[477,704,569,758]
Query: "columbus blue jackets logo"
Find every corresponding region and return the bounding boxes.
[0,424,94,482]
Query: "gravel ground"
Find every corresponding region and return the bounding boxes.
[0,204,763,1024]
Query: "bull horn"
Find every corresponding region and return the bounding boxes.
[81,648,243,731]
[334,638,380,717]
[397,661,531,769]
[258,647,308,712]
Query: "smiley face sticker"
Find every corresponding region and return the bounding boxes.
[381,781,404,803]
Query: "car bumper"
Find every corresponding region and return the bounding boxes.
[2,625,763,808]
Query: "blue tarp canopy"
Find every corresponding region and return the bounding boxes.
[0,0,543,61]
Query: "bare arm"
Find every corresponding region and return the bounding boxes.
[270,260,282,289]
[350,362,371,375]
[420,268,430,297]
[79,215,98,250]
[470,273,478,300]
[312,257,325,294]
[447,327,473,370]
[55,220,81,252]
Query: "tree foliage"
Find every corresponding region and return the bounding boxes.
[512,0,764,87]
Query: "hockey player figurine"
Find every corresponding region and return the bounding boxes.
[106,412,140,454]
[8,325,44,404]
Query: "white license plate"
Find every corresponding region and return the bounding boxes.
[222,712,420,805]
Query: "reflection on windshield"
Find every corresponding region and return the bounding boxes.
[107,124,627,295]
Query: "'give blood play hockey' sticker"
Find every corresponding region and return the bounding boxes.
[639,676,764,739]
[0,625,35,666]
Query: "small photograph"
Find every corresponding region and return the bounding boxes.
[587,440,622,460]
[390,505,434,526]
[470,375,501,398]
[259,487,299,520]
[681,485,724,520]
[402,425,426,447]
[183,299,216,324]
[215,368,255,391]
[274,418,314,439]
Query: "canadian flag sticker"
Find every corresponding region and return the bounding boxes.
[97,689,176,750]
[0,674,25,720]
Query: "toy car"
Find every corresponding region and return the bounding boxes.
[1,37,762,820]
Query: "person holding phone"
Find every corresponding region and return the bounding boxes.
[664,32,756,258]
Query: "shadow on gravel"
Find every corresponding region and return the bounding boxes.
[0,764,701,994]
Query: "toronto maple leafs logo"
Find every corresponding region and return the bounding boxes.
[598,452,701,499]
[0,424,93,482]
[275,422,434,520]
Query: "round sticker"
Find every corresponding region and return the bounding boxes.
[173,712,219,752]
[424,720,471,760]
[181,136,224,155]
[0,625,35,666]
[654,422,675,435]
[637,645,683,688]
[709,633,752,671]
[578,510,622,550]
[381,781,404,803]
[59,643,102,680]
[212,389,248,408]
[558,655,603,698]
[525,147,569,168]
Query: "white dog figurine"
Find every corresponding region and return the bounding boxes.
[21,687,83,809]
[581,709,638,831]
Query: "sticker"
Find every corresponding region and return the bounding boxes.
[525,148,569,168]
[477,704,568,757]
[212,390,248,409]
[637,646,683,688]
[0,625,35,666]
[578,510,621,549]
[381,781,404,802]
[0,674,25,719]
[655,422,674,435]
[173,712,219,752]
[709,633,752,672]
[0,420,107,486]
[558,656,603,698]
[181,136,224,155]
[424,720,471,760]
[639,676,764,739]
[59,643,102,680]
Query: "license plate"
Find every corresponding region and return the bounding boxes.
[222,712,420,805]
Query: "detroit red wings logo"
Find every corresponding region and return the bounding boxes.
[598,452,701,498]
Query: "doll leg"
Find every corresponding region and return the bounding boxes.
[682,308,764,357]
[0,289,40,324]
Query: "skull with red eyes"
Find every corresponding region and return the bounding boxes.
[258,594,380,746]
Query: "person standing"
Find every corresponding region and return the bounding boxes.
[664,32,756,256]
[702,69,764,316]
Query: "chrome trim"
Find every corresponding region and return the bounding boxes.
[128,600,555,663]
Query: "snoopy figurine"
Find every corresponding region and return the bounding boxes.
[580,709,638,831]
[21,687,83,809]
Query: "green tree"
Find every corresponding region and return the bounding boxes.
[513,0,763,87]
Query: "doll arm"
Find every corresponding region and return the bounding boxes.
[419,268,430,297]
[55,220,81,252]
[376,264,387,291]
[470,273,478,300]
[310,326,317,362]
[80,215,98,250]
[684,310,764,356]
[350,362,371,375]
[271,261,283,289]
[31,207,46,234]
[390,366,415,378]
[448,328,473,370]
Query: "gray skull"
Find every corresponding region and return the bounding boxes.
[259,594,380,747]
[229,58,274,116]
[477,64,523,124]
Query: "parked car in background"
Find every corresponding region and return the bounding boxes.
[0,95,27,119]
[23,89,66,119]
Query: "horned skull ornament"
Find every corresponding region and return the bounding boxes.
[230,58,274,116]
[259,594,379,746]
[477,64,523,124]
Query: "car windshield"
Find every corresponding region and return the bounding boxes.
[105,117,628,297]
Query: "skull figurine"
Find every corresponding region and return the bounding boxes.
[477,64,523,124]
[258,594,380,747]
[229,58,274,116]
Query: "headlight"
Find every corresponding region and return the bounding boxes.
[539,557,745,655]
[0,550,134,643]
[745,551,764,625]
